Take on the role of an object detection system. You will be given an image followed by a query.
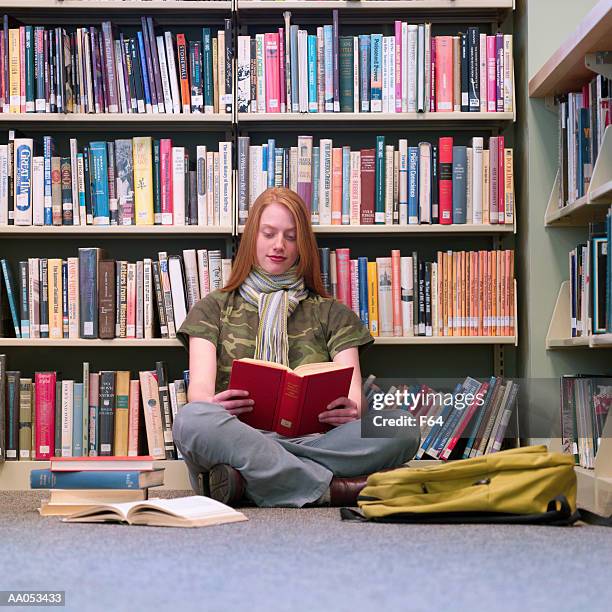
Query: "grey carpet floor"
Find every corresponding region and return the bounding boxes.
[1,491,611,612]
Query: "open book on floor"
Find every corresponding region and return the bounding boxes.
[229,358,354,437]
[62,495,248,528]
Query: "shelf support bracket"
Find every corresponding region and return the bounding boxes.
[585,52,612,80]
[544,96,556,113]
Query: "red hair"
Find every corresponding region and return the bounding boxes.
[222,187,328,296]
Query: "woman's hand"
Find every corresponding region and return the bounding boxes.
[211,389,254,416]
[318,396,359,427]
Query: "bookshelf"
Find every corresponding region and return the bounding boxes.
[529,0,612,514]
[0,0,520,489]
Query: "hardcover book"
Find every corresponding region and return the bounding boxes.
[228,358,353,437]
[62,495,247,528]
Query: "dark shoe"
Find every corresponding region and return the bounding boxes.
[329,475,369,507]
[209,464,246,505]
[196,472,210,497]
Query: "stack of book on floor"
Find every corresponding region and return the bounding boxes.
[30,455,164,516]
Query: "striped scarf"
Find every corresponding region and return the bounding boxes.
[239,266,308,365]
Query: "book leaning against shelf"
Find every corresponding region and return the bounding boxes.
[0,249,232,340]
[0,16,233,115]
[567,208,612,338]
[0,136,233,228]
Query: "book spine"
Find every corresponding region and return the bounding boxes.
[34,371,56,460]
[78,248,98,338]
[439,137,453,224]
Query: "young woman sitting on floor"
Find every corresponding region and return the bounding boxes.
[173,187,419,507]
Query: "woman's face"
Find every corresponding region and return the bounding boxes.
[255,202,299,275]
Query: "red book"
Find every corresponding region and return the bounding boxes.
[497,135,505,223]
[335,248,352,308]
[264,33,280,113]
[441,381,490,460]
[438,136,453,224]
[34,372,56,460]
[278,28,286,113]
[229,358,353,437]
[51,455,155,471]
[360,148,375,224]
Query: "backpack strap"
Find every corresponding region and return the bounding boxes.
[574,508,612,527]
[340,496,612,526]
[340,507,368,521]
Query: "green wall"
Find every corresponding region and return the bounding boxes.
[518,0,607,380]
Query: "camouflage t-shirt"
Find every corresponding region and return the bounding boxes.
[177,289,374,394]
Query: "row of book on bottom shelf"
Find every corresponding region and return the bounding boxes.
[363,374,519,460]
[0,356,187,462]
[568,208,612,337]
[560,375,612,470]
[0,249,232,340]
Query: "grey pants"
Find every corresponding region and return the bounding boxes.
[172,401,419,507]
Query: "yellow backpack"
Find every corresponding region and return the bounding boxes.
[342,446,611,526]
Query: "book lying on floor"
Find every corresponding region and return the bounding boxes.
[39,489,149,517]
[50,456,156,471]
[228,358,354,436]
[30,469,165,489]
[62,495,248,528]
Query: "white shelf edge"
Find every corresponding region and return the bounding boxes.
[0,0,232,7]
[236,1,514,10]
[0,226,233,235]
[237,224,515,234]
[238,111,515,122]
[0,113,232,123]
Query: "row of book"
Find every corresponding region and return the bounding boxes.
[0,249,233,340]
[320,247,516,338]
[568,208,612,337]
[0,356,187,461]
[0,136,233,227]
[557,75,611,206]
[560,375,612,469]
[364,375,518,460]
[0,16,233,115]
[238,135,515,226]
[237,14,513,114]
